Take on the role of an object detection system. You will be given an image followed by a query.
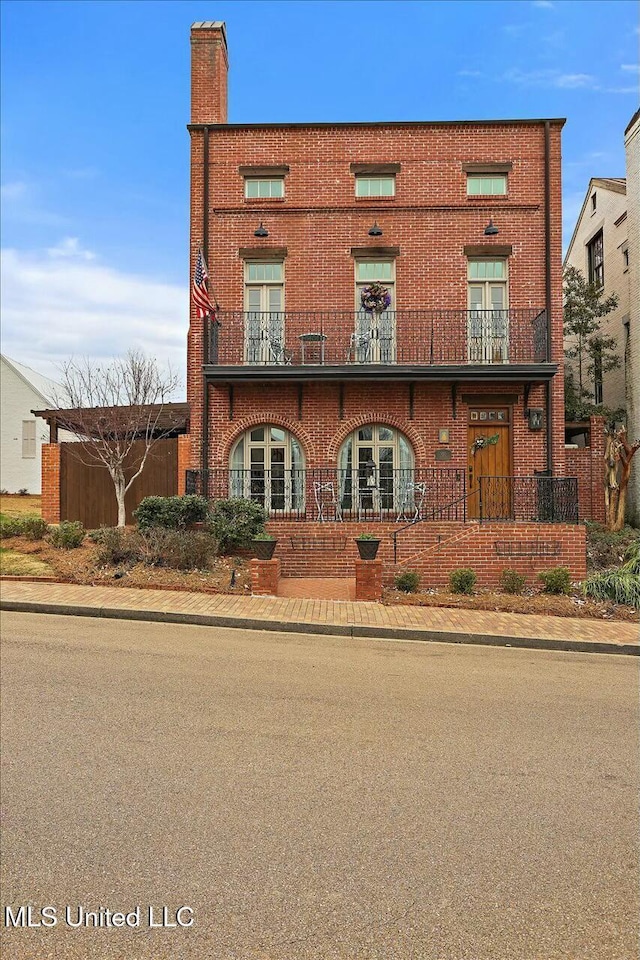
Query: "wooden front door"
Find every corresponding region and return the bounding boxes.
[467,407,512,519]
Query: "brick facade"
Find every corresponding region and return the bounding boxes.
[564,416,606,522]
[186,22,576,578]
[41,443,61,524]
[263,520,586,587]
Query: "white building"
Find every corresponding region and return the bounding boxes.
[1,355,62,494]
[564,177,629,415]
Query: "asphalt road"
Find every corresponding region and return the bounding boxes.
[1,612,638,960]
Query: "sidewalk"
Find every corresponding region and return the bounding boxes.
[1,579,637,655]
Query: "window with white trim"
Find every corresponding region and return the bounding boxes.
[230,425,304,513]
[467,259,509,362]
[467,174,507,196]
[355,176,395,198]
[338,425,414,515]
[244,262,285,363]
[244,178,284,199]
[22,420,36,459]
[354,260,396,363]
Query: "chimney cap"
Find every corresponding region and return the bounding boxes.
[191,20,226,31]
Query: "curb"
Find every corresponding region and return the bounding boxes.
[1,599,637,657]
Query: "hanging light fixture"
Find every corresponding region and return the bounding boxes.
[254,222,269,237]
[484,219,499,236]
[368,221,383,237]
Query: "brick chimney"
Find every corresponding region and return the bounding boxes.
[191,21,228,124]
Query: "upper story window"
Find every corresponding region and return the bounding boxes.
[244,262,285,364]
[467,260,508,310]
[587,230,604,286]
[355,176,395,198]
[244,178,284,199]
[467,174,507,196]
[622,245,629,271]
[591,192,597,213]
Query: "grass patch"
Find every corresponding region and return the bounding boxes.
[0,495,42,518]
[0,548,53,577]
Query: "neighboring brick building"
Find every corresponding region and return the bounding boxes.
[564,177,629,416]
[186,21,582,584]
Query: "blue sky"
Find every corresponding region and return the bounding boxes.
[1,0,638,384]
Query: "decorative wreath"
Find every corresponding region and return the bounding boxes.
[360,283,391,313]
[471,433,500,455]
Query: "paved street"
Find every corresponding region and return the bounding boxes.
[1,612,638,959]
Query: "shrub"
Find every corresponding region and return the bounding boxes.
[94,527,143,566]
[395,570,420,593]
[582,541,640,609]
[538,566,572,595]
[17,488,29,496]
[357,533,379,540]
[208,498,267,554]
[139,528,216,571]
[449,568,476,595]
[0,515,48,540]
[499,568,526,595]
[48,521,85,550]
[134,495,210,531]
[253,532,275,541]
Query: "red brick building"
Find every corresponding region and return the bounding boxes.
[186,21,584,586]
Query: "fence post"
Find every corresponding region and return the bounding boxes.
[479,477,483,523]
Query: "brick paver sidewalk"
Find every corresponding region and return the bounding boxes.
[1,579,637,653]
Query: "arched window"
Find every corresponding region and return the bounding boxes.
[230,425,304,514]
[338,425,414,516]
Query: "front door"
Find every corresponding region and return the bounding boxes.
[467,407,512,519]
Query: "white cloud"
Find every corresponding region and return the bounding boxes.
[46,237,96,261]
[554,73,596,89]
[620,64,640,73]
[532,1,554,8]
[503,68,598,89]
[0,245,187,393]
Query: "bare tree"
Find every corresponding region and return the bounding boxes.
[55,351,181,527]
[603,425,640,532]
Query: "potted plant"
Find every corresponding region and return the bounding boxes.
[252,532,277,560]
[355,532,381,560]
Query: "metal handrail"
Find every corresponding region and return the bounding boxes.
[392,491,473,563]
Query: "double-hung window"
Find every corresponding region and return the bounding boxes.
[588,230,604,286]
[244,262,285,363]
[354,260,396,363]
[467,259,509,362]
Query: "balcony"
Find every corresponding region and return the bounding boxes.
[203,309,553,383]
[185,468,578,525]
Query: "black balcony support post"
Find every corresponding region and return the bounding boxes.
[339,382,344,420]
[451,382,458,419]
[200,126,211,478]
[297,383,303,420]
[228,384,234,421]
[408,382,415,420]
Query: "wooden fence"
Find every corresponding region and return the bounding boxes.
[59,439,178,528]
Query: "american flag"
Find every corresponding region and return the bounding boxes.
[192,248,215,318]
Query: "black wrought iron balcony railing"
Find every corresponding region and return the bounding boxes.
[185,467,467,522]
[204,309,549,366]
[185,469,579,525]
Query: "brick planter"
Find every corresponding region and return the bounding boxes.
[355,559,383,601]
[250,558,281,596]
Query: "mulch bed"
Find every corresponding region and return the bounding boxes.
[0,536,252,595]
[383,588,638,623]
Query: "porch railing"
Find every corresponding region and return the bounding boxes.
[185,467,466,522]
[477,476,579,523]
[205,309,548,366]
